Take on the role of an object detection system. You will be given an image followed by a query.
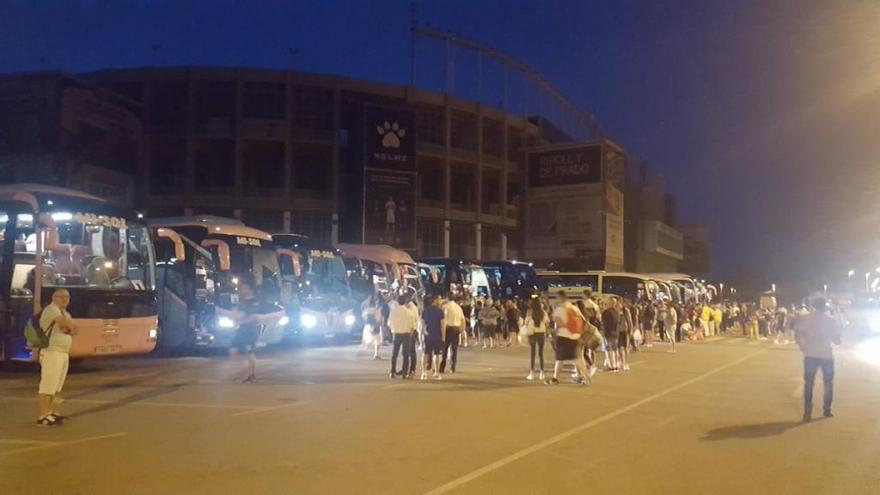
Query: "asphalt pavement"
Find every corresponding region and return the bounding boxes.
[3,329,880,494]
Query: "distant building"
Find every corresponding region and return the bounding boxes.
[84,66,578,257]
[623,163,683,273]
[0,72,140,206]
[678,223,711,277]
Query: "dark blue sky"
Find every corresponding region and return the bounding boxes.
[3,0,879,290]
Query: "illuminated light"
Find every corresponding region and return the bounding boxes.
[232,277,239,285]
[47,200,53,205]
[216,316,236,329]
[856,337,880,366]
[344,314,356,326]
[215,227,221,232]
[148,328,158,340]
[51,212,72,221]
[300,313,318,329]
[137,213,144,219]
[278,315,289,327]
[103,261,113,268]
[18,214,33,222]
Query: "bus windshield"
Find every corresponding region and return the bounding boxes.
[9,211,154,291]
[542,274,598,290]
[228,243,281,299]
[302,251,349,295]
[601,276,649,301]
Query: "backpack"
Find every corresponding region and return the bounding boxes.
[566,305,585,335]
[23,308,54,349]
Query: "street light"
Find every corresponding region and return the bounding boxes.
[771,283,776,293]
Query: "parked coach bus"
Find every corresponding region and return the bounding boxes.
[480,260,543,301]
[538,270,658,304]
[273,234,357,340]
[0,184,158,361]
[148,216,286,352]
[417,258,491,300]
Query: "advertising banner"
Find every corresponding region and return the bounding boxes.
[525,194,603,260]
[364,105,416,173]
[527,144,601,188]
[363,170,416,249]
[643,220,684,260]
[605,213,624,268]
[363,105,417,249]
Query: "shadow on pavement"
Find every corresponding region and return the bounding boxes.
[701,421,804,441]
[69,382,187,418]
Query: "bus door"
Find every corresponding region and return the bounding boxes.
[153,229,191,350]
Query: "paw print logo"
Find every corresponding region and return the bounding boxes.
[377,121,406,149]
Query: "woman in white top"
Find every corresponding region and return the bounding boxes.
[525,298,549,381]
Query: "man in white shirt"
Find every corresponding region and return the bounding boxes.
[547,291,589,385]
[796,298,841,421]
[388,294,418,378]
[36,289,77,427]
[440,295,466,373]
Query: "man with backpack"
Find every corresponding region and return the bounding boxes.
[546,291,589,385]
[32,289,78,427]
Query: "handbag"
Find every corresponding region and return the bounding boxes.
[633,328,643,344]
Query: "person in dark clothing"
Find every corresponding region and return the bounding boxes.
[229,279,262,383]
[421,295,446,380]
[601,300,620,371]
[796,299,842,422]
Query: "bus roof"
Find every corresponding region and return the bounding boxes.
[585,271,658,281]
[646,273,696,282]
[148,215,272,241]
[337,244,415,265]
[0,183,105,210]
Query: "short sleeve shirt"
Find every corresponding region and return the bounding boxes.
[422,306,445,342]
[40,303,72,353]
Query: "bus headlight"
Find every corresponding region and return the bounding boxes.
[344,314,356,326]
[300,313,318,329]
[217,316,236,329]
[278,315,289,327]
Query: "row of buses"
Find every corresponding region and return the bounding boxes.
[0,184,712,363]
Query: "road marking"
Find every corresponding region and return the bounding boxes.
[0,439,58,445]
[423,349,766,495]
[232,400,313,417]
[0,432,127,457]
[0,396,253,410]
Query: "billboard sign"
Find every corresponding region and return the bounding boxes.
[364,105,416,173]
[363,170,416,249]
[527,144,601,188]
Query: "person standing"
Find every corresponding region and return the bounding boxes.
[440,295,465,373]
[405,294,420,376]
[642,302,656,348]
[478,300,501,349]
[796,299,841,422]
[36,289,77,427]
[229,279,262,383]
[601,299,620,371]
[664,302,679,353]
[504,300,521,347]
[460,295,473,348]
[616,298,633,371]
[546,291,589,385]
[525,298,549,381]
[362,294,383,360]
[420,295,446,380]
[388,295,417,378]
[701,303,713,337]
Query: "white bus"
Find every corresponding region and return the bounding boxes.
[537,270,658,304]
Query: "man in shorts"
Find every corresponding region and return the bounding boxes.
[229,279,261,383]
[601,298,620,371]
[421,295,446,380]
[36,289,77,427]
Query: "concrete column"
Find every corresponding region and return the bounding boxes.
[501,232,508,260]
[234,75,244,208]
[184,77,197,206]
[475,222,482,260]
[443,220,450,257]
[283,210,291,233]
[443,99,451,217]
[331,212,339,245]
[284,75,293,200]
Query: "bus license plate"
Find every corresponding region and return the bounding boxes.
[95,345,121,355]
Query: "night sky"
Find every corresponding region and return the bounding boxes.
[2,0,879,293]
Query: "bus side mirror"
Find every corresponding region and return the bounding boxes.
[157,228,186,261]
[201,239,231,271]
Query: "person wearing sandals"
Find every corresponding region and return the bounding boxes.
[525,298,548,381]
[37,289,77,427]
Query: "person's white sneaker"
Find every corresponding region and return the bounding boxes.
[482,344,488,349]
[433,373,442,380]
[623,364,630,371]
[539,371,546,381]
[420,372,427,381]
[589,366,597,378]
[526,371,535,381]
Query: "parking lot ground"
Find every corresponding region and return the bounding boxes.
[3,334,880,494]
